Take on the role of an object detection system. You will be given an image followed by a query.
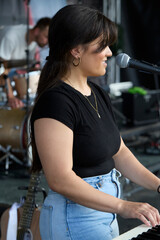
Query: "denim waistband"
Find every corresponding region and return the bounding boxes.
[82,168,121,183]
[48,168,121,198]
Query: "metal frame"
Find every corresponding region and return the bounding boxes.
[103,0,121,85]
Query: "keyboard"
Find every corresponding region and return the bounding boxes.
[113,224,160,240]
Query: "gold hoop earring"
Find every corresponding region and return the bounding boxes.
[72,57,81,67]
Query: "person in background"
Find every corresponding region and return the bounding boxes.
[30,5,160,240]
[0,17,51,108]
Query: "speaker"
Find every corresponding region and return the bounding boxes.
[122,91,160,126]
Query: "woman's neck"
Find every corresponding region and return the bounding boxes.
[62,75,91,96]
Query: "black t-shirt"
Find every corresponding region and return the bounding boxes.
[31,81,121,178]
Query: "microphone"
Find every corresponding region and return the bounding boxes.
[116,53,160,74]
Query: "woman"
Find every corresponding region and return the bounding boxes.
[30,5,160,240]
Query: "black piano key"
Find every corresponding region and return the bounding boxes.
[131,225,160,240]
[140,231,160,239]
[152,225,160,233]
[148,228,160,235]
[131,235,153,240]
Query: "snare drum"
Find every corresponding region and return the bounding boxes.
[0,108,30,150]
[14,70,40,100]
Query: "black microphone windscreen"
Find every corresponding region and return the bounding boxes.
[116,53,130,68]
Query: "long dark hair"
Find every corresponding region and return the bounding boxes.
[31,4,117,172]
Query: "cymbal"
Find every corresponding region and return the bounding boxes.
[0,59,38,68]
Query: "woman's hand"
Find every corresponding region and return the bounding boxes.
[118,200,160,227]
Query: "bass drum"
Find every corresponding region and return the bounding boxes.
[0,108,32,165]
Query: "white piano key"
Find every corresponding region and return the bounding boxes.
[113,224,150,240]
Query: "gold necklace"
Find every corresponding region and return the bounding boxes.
[84,88,101,118]
[64,79,101,118]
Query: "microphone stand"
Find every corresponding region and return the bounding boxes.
[26,0,30,114]
[153,73,160,118]
[25,0,30,167]
[138,62,160,119]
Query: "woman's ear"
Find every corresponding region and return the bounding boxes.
[70,46,83,58]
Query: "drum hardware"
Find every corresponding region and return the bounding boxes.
[10,148,26,154]
[13,125,20,130]
[0,73,8,105]
[0,59,36,69]
[0,1,39,171]
[0,145,23,171]
[0,108,32,169]
[0,88,7,104]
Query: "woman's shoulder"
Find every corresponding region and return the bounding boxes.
[31,82,78,129]
[39,81,76,103]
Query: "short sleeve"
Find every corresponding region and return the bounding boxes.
[0,36,15,60]
[31,90,77,130]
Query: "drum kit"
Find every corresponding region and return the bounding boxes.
[0,59,41,171]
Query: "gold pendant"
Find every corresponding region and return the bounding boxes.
[97,112,101,118]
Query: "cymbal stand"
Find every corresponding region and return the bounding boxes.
[0,145,23,172]
[25,0,31,165]
[0,74,8,105]
[25,0,30,115]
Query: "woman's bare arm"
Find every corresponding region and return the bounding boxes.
[113,137,160,191]
[34,119,160,227]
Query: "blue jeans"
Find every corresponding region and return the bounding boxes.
[39,168,121,240]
